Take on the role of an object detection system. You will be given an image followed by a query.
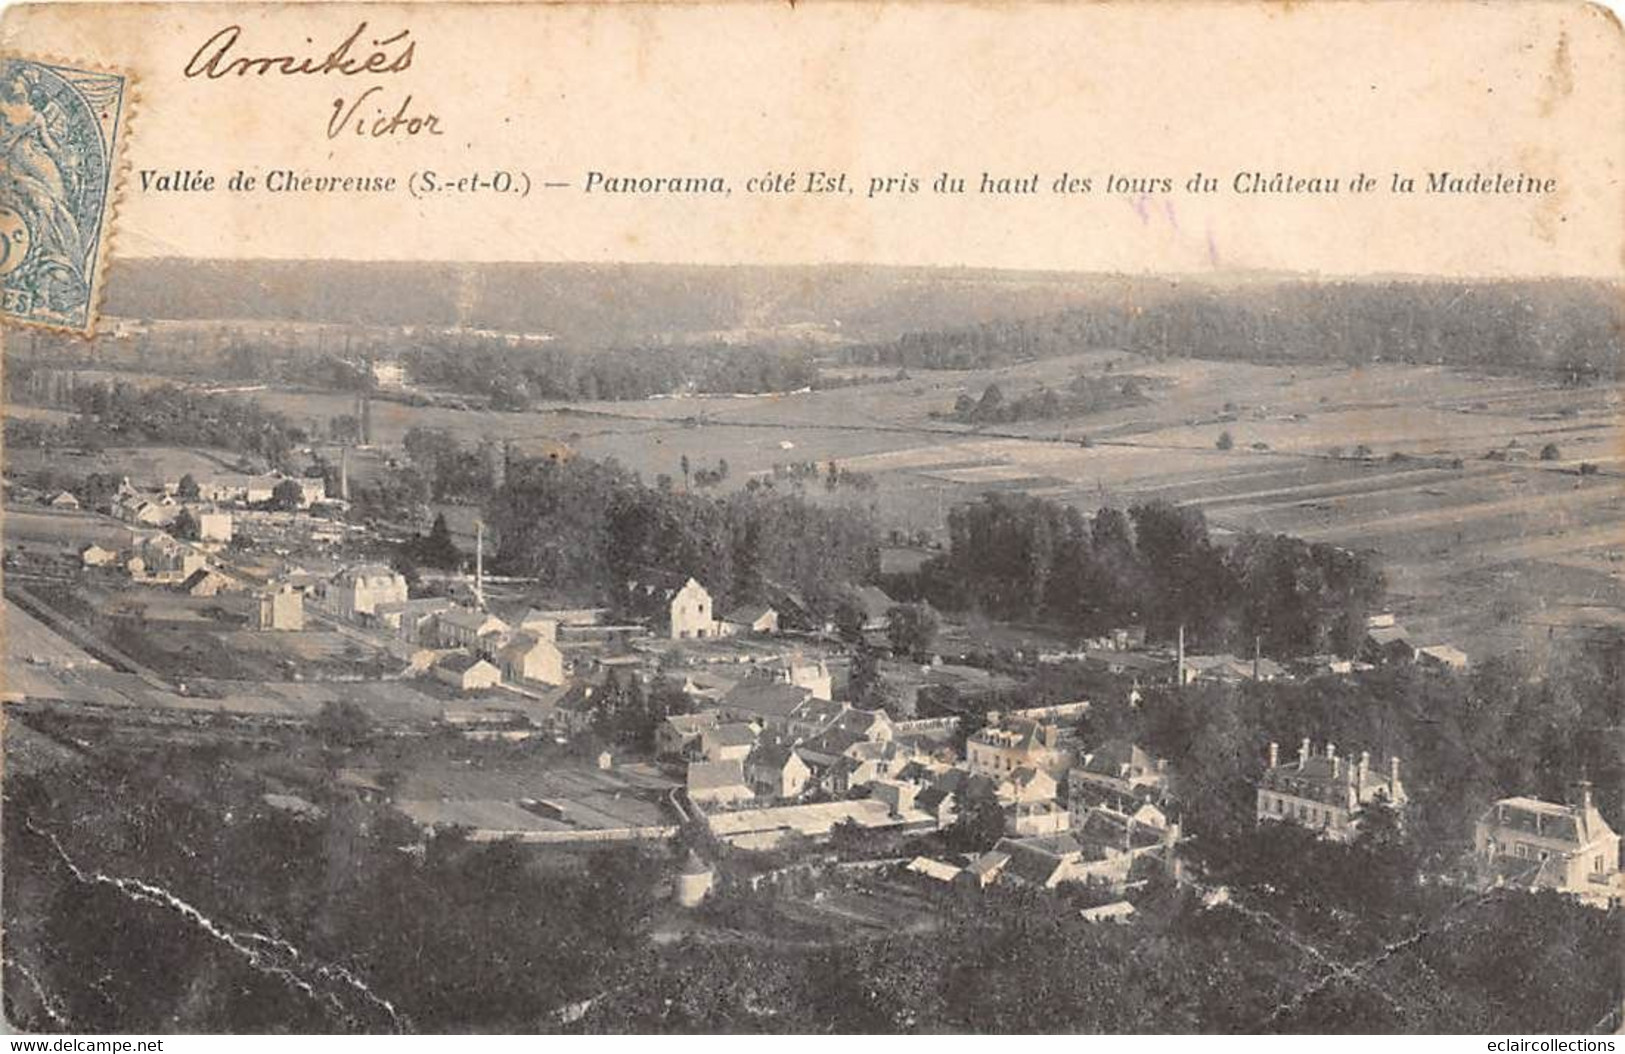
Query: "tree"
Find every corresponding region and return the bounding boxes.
[1215,430,1234,451]
[1539,443,1561,461]
[848,643,882,700]
[269,478,304,511]
[886,602,940,662]
[409,512,463,571]
[169,508,199,541]
[313,700,374,750]
[176,473,201,500]
[832,595,868,644]
[944,781,1006,853]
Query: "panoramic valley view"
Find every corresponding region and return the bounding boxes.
[3,260,1622,1032]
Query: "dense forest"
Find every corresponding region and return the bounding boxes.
[485,451,881,618]
[847,280,1622,380]
[400,341,823,405]
[577,857,1618,1033]
[2,373,304,470]
[894,492,1384,658]
[1,745,658,1033]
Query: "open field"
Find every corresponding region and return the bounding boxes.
[387,742,677,829]
[3,506,136,555]
[11,353,1622,662]
[5,445,248,488]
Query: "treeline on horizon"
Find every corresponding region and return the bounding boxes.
[17,270,1618,403]
[400,340,824,405]
[844,280,1623,380]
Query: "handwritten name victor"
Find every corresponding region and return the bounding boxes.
[183,22,442,140]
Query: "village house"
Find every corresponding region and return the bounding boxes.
[997,765,1059,806]
[79,543,119,568]
[197,473,276,506]
[1070,740,1170,815]
[679,668,742,707]
[1178,652,1286,685]
[657,710,720,758]
[1417,643,1470,672]
[514,609,561,640]
[254,585,305,631]
[869,778,921,818]
[1291,654,1357,678]
[991,805,1182,891]
[913,784,960,829]
[1362,618,1417,665]
[374,596,454,642]
[906,856,963,884]
[850,584,897,631]
[47,490,80,510]
[788,656,834,701]
[700,722,759,763]
[823,739,915,794]
[1257,740,1406,841]
[198,472,326,507]
[792,708,898,778]
[495,632,566,686]
[1005,799,1071,837]
[1473,783,1621,906]
[432,653,503,692]
[745,743,813,799]
[131,532,208,582]
[178,567,232,597]
[718,680,816,732]
[669,577,716,640]
[719,603,779,637]
[986,834,1088,890]
[1079,901,1137,924]
[433,608,511,652]
[686,759,755,807]
[191,508,233,543]
[966,718,1067,780]
[114,493,177,526]
[963,849,1012,888]
[913,768,997,830]
[330,564,409,619]
[704,797,933,850]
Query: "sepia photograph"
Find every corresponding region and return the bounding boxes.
[0,0,1622,1039]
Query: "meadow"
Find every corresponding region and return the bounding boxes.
[9,348,1620,663]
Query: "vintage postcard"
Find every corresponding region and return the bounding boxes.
[0,0,1621,1039]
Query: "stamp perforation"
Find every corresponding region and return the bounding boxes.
[0,50,136,338]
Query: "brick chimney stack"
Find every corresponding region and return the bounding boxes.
[1571,780,1594,811]
[1389,756,1401,793]
[1268,741,1279,768]
[1298,738,1310,770]
[1328,742,1339,777]
[1358,751,1370,786]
